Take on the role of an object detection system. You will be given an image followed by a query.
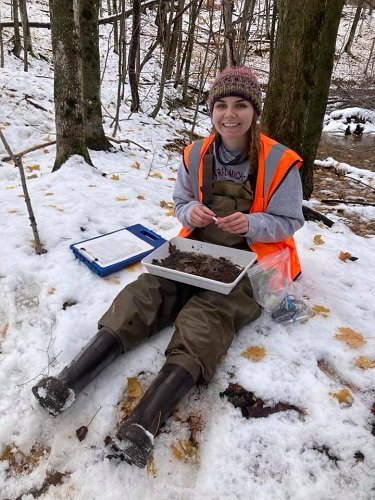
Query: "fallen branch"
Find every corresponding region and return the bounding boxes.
[1,140,56,162]
[0,129,46,254]
[302,205,334,228]
[321,198,375,207]
[345,174,375,193]
[106,136,150,152]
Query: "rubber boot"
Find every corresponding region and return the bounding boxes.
[32,328,122,416]
[111,363,194,468]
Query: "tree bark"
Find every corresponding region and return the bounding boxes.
[261,0,344,199]
[129,0,140,111]
[222,0,238,67]
[80,0,112,150]
[344,1,363,55]
[49,0,91,171]
[12,0,22,57]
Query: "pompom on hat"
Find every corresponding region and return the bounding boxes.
[208,66,262,116]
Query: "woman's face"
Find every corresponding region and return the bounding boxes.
[211,96,254,150]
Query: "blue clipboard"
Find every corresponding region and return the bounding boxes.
[70,224,166,277]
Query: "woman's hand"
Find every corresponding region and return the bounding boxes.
[215,212,249,235]
[189,204,216,228]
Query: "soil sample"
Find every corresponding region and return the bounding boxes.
[152,243,243,283]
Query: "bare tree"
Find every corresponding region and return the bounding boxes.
[49,0,91,170]
[80,0,112,150]
[11,0,22,57]
[262,0,345,199]
[222,0,238,67]
[129,0,141,111]
[344,0,364,55]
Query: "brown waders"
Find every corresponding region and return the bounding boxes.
[32,180,261,467]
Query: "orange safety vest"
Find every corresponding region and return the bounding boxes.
[177,134,303,280]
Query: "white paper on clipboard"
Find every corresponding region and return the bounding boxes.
[74,230,154,267]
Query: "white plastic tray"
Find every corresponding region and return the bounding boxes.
[142,237,257,295]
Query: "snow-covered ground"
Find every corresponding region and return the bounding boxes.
[1,3,375,500]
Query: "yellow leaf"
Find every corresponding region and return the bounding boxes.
[44,192,54,196]
[111,174,120,181]
[0,323,9,338]
[27,174,38,179]
[335,327,366,348]
[313,235,325,245]
[171,440,198,462]
[48,204,64,212]
[137,195,145,200]
[146,457,158,476]
[241,346,267,362]
[329,388,352,405]
[354,356,375,370]
[5,186,16,190]
[48,288,56,295]
[7,210,18,214]
[27,165,40,172]
[115,197,128,202]
[160,200,174,209]
[311,305,330,318]
[119,377,143,418]
[165,210,175,217]
[132,162,141,169]
[105,277,121,285]
[168,177,176,182]
[18,194,25,198]
[149,172,162,179]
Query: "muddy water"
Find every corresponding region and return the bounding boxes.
[317,133,375,171]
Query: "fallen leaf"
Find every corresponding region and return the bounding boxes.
[119,377,143,418]
[111,174,120,181]
[7,210,18,214]
[149,172,162,179]
[160,200,174,209]
[354,356,375,370]
[0,443,50,475]
[88,184,96,188]
[27,174,38,179]
[311,304,330,318]
[115,197,128,201]
[27,165,40,172]
[171,440,198,462]
[146,457,158,476]
[329,388,352,405]
[44,192,54,196]
[76,426,88,442]
[339,251,358,262]
[0,323,9,338]
[105,277,121,285]
[165,210,175,217]
[132,161,141,169]
[168,177,176,182]
[43,149,49,154]
[137,195,145,200]
[48,288,56,295]
[5,186,16,190]
[313,235,325,245]
[335,327,366,348]
[126,262,143,272]
[241,346,267,362]
[48,204,64,212]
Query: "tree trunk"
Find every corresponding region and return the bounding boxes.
[12,0,22,57]
[222,0,238,67]
[261,0,344,199]
[182,0,201,102]
[18,0,33,55]
[80,0,112,150]
[238,0,256,64]
[344,1,363,55]
[129,0,140,111]
[49,0,91,171]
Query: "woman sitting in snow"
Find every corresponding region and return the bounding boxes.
[32,66,304,468]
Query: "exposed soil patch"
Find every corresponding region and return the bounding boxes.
[152,244,243,283]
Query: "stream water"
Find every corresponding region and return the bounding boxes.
[317,133,375,172]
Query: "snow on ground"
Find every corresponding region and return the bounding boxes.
[1,3,375,500]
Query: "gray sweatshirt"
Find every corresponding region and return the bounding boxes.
[173,142,304,244]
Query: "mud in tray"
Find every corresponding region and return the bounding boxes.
[142,237,257,294]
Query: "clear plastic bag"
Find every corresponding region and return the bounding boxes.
[247,249,309,324]
[247,249,291,312]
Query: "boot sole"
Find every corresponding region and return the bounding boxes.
[112,423,154,468]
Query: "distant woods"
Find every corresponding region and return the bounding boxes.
[1,0,374,197]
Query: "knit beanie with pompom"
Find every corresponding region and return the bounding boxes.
[208,66,262,116]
